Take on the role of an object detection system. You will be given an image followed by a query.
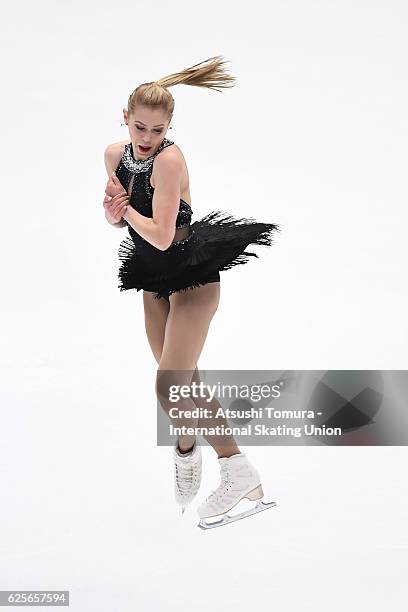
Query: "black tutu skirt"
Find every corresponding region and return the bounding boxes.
[118,210,281,300]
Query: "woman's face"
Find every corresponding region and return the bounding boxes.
[123,105,170,159]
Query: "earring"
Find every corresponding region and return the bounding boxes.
[120,122,127,126]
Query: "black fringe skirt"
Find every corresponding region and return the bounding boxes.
[118,210,281,300]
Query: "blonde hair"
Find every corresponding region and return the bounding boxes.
[127,55,236,122]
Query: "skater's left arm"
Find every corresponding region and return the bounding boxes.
[121,153,183,251]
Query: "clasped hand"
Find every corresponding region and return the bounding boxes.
[103,172,129,224]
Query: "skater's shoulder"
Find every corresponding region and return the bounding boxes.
[155,141,187,166]
[153,143,187,180]
[104,140,128,175]
[104,140,129,159]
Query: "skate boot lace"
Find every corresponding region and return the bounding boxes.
[175,463,200,494]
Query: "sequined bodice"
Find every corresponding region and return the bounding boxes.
[114,137,193,235]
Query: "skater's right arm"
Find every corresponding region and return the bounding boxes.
[103,142,128,228]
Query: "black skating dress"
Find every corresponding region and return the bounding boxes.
[115,137,281,300]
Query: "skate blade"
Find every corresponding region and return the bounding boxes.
[197,499,277,530]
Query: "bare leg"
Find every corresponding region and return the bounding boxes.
[142,291,170,363]
[143,287,240,458]
[189,367,240,458]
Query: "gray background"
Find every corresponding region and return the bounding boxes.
[0,0,407,610]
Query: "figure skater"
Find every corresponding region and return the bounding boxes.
[103,56,280,529]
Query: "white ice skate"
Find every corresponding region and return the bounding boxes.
[173,441,202,514]
[197,452,276,530]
